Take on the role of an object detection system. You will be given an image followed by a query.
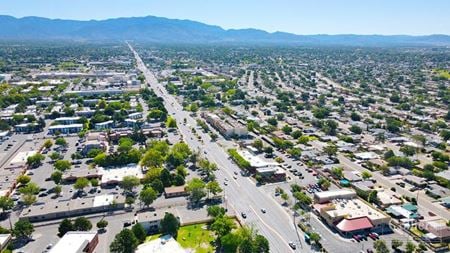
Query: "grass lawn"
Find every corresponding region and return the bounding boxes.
[145,223,215,253]
[177,223,215,253]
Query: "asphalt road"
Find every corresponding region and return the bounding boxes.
[129,43,313,253]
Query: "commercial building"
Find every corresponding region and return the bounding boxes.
[313,190,390,236]
[202,112,247,138]
[48,124,83,134]
[94,120,114,130]
[49,231,98,253]
[20,194,125,222]
[14,122,41,133]
[98,164,144,186]
[164,186,188,198]
[66,89,123,97]
[237,149,286,181]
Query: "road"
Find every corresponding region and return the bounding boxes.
[129,43,313,253]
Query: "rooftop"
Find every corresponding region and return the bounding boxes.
[49,231,97,253]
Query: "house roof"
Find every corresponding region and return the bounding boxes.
[336,217,373,232]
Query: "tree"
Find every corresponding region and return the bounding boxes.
[43,139,53,149]
[186,178,206,205]
[96,220,108,231]
[55,137,67,146]
[166,116,177,128]
[221,232,241,252]
[51,171,63,184]
[17,175,31,185]
[400,145,416,156]
[13,219,34,240]
[253,234,270,253]
[361,170,372,180]
[330,167,344,179]
[74,177,90,191]
[131,223,146,243]
[293,191,312,207]
[392,239,403,249]
[281,193,289,204]
[323,144,337,157]
[19,182,40,195]
[374,240,390,253]
[26,153,45,168]
[118,137,134,153]
[160,169,172,187]
[121,175,140,192]
[405,241,416,253]
[160,212,180,238]
[54,185,62,196]
[54,160,71,171]
[110,229,139,253]
[139,187,157,207]
[207,205,226,218]
[49,152,61,161]
[252,139,264,152]
[309,232,321,244]
[58,219,74,237]
[73,217,92,231]
[318,177,331,190]
[0,196,14,212]
[211,216,236,238]
[140,148,165,168]
[206,180,223,198]
[350,125,362,134]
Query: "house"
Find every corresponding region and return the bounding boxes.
[136,235,186,253]
[418,218,450,242]
[49,231,99,253]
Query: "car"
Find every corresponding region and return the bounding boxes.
[123,220,133,227]
[234,171,238,175]
[241,212,247,219]
[353,235,361,242]
[367,250,374,253]
[224,181,228,186]
[288,241,296,249]
[368,233,378,240]
[233,175,238,180]
[46,244,53,249]
[261,208,266,213]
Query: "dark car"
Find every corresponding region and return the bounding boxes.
[241,212,247,219]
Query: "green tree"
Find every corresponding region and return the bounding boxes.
[331,167,344,179]
[206,180,223,198]
[131,223,147,243]
[74,177,90,191]
[139,187,157,207]
[58,218,74,237]
[140,149,165,168]
[73,217,92,231]
[392,239,403,249]
[43,139,53,149]
[186,178,206,205]
[26,153,45,168]
[253,234,270,253]
[49,152,61,161]
[374,240,390,253]
[51,171,63,184]
[55,137,67,146]
[17,175,31,185]
[121,175,140,192]
[207,205,226,218]
[323,144,337,157]
[118,137,134,153]
[0,196,14,212]
[166,116,177,128]
[96,220,108,231]
[54,160,71,171]
[110,229,139,253]
[361,170,372,180]
[252,139,264,152]
[54,185,62,196]
[309,232,321,244]
[405,241,416,253]
[211,216,236,238]
[160,212,180,238]
[13,219,34,240]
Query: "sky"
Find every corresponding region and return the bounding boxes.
[0,0,449,35]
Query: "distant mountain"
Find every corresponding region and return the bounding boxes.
[0,15,449,46]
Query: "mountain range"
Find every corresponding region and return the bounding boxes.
[0,15,449,46]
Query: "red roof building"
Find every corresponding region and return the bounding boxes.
[336,217,373,235]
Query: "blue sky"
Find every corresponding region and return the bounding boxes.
[0,0,449,35]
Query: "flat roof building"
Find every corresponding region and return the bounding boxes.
[48,124,83,135]
[49,231,98,253]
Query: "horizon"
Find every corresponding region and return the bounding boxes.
[0,0,449,36]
